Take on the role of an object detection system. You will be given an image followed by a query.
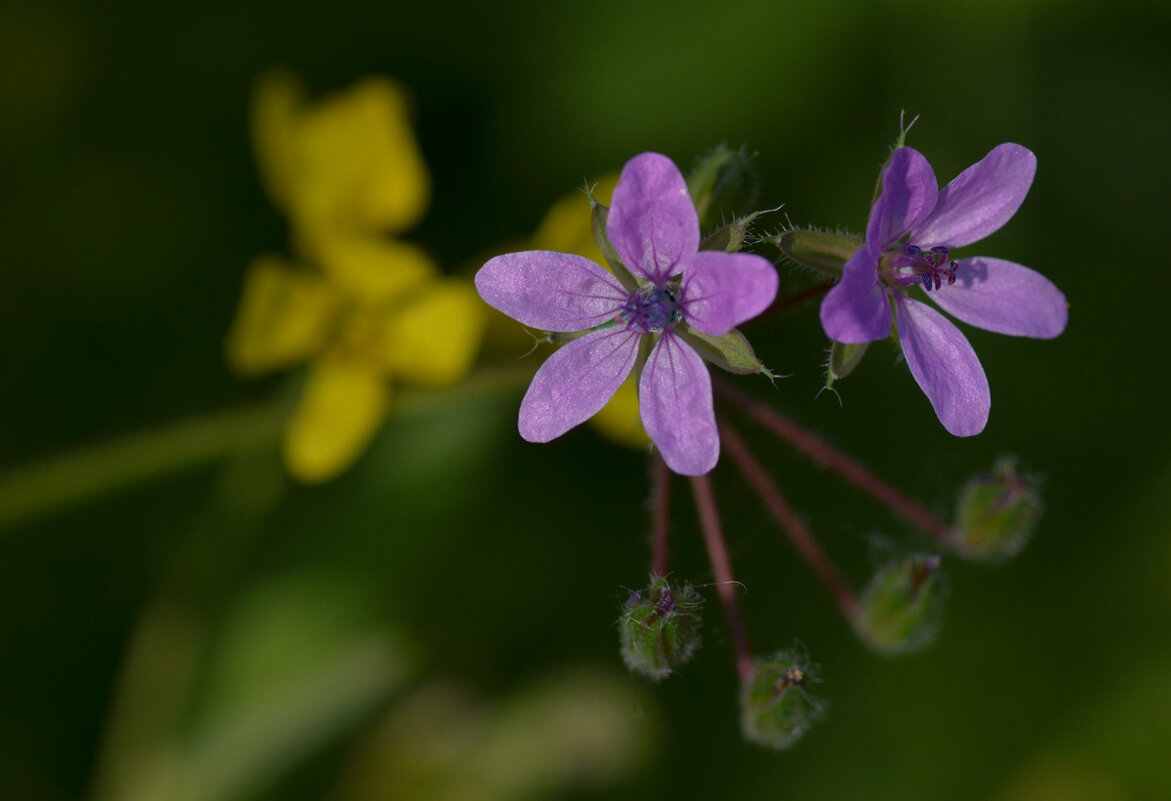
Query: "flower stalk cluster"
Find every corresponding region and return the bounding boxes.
[471,136,1063,748]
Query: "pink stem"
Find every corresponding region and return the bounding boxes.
[720,422,860,621]
[689,474,754,683]
[715,379,956,545]
[650,453,671,578]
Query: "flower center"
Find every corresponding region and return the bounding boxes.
[615,284,681,334]
[881,244,960,292]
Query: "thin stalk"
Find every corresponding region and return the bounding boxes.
[715,379,956,545]
[719,422,860,621]
[689,474,753,682]
[0,402,282,532]
[650,453,670,578]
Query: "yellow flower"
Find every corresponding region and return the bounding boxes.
[226,72,483,483]
[529,175,649,451]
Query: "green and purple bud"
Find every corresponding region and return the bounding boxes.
[854,553,945,655]
[952,457,1043,561]
[618,575,702,682]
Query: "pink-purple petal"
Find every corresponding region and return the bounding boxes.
[518,327,640,443]
[895,295,989,437]
[867,147,939,249]
[912,143,1036,250]
[639,333,718,475]
[819,245,893,343]
[476,251,627,332]
[929,257,1068,338]
[679,251,779,336]
[607,152,700,285]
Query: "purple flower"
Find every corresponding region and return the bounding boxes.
[476,152,778,475]
[819,144,1067,436]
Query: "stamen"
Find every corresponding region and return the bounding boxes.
[901,244,960,292]
[615,285,681,333]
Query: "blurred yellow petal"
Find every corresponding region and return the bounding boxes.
[381,280,485,388]
[224,255,339,376]
[285,77,430,237]
[283,359,389,483]
[531,173,618,266]
[310,231,437,304]
[589,374,649,450]
[250,70,304,213]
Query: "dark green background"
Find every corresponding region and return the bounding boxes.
[2,0,1169,798]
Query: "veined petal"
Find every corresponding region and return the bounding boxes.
[380,279,486,387]
[607,152,700,284]
[913,143,1035,249]
[819,246,892,343]
[929,257,1067,338]
[475,251,626,332]
[284,358,390,483]
[895,295,989,437]
[639,333,718,476]
[518,327,640,442]
[679,251,779,336]
[589,373,650,450]
[867,147,938,249]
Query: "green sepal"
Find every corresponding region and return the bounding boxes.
[699,208,768,253]
[586,189,639,293]
[687,144,759,233]
[677,326,766,375]
[828,340,868,382]
[774,229,862,277]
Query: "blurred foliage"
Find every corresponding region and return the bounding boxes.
[1,0,1169,799]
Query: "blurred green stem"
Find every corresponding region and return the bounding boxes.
[0,402,284,532]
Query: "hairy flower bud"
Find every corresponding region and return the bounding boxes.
[773,228,862,277]
[618,576,702,681]
[687,144,759,233]
[854,554,945,655]
[953,458,1043,561]
[739,647,824,749]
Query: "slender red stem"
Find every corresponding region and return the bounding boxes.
[689,474,753,682]
[650,453,671,578]
[715,379,957,545]
[719,422,860,621]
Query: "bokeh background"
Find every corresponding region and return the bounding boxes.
[2,0,1170,799]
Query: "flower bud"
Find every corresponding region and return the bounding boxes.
[854,554,945,655]
[953,458,1043,561]
[618,576,702,682]
[687,144,759,233]
[739,647,824,749]
[773,229,862,277]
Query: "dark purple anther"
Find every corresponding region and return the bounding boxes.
[655,587,677,615]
